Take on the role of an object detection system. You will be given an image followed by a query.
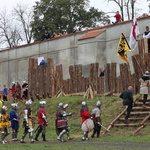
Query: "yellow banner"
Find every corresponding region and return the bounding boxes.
[117,33,130,62]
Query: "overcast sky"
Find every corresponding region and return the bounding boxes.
[0,0,149,16]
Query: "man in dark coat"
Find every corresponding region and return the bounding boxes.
[120,86,134,124]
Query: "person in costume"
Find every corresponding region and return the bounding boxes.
[22,81,28,100]
[9,103,19,141]
[91,100,101,138]
[0,95,4,108]
[56,103,71,142]
[20,99,34,143]
[62,104,72,141]
[139,71,150,108]
[35,101,48,142]
[0,106,10,144]
[80,101,91,141]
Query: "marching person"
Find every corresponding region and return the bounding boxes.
[139,71,150,108]
[0,106,10,144]
[91,100,101,138]
[22,81,28,100]
[62,104,73,141]
[20,99,34,143]
[56,103,68,142]
[35,101,48,142]
[80,101,91,141]
[9,103,19,142]
[120,86,134,124]
[0,95,4,108]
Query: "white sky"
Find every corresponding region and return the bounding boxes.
[0,0,149,19]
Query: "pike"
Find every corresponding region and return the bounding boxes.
[34,125,40,133]
[99,123,109,132]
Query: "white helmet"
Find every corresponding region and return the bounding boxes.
[11,103,18,108]
[82,101,86,106]
[58,103,63,107]
[63,104,68,109]
[2,106,8,110]
[25,99,32,105]
[96,100,101,106]
[39,101,46,105]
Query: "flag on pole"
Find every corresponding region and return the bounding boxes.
[117,33,130,62]
[129,17,140,50]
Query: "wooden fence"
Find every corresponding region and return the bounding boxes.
[28,39,150,99]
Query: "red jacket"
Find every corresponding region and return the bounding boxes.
[114,13,121,21]
[80,106,90,123]
[37,108,47,126]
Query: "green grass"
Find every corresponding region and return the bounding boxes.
[1,95,150,149]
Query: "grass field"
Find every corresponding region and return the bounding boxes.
[1,95,150,150]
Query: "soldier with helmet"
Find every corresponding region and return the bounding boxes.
[56,103,68,142]
[80,101,91,141]
[20,99,34,143]
[91,100,101,138]
[9,103,19,141]
[0,105,10,144]
[35,101,48,142]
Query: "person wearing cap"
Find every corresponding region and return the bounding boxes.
[120,86,134,124]
[80,101,91,141]
[139,71,150,108]
[9,103,19,141]
[62,104,73,141]
[91,100,101,138]
[22,81,28,100]
[35,101,48,142]
[0,106,10,144]
[20,99,34,143]
[56,103,68,142]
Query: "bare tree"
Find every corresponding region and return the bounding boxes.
[106,0,139,20]
[0,10,22,48]
[13,4,33,44]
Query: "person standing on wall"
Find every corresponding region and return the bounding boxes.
[139,71,150,108]
[143,26,150,53]
[120,86,134,124]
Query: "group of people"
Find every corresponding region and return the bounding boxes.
[80,100,102,141]
[0,98,102,144]
[0,99,48,144]
[120,70,150,124]
[9,81,28,101]
[41,30,67,41]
